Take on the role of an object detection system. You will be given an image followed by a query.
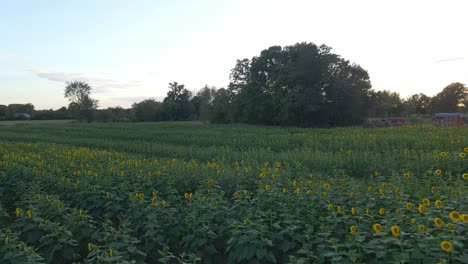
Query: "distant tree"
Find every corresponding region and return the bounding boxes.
[403,93,431,115]
[430,82,467,112]
[64,81,98,122]
[211,88,232,123]
[132,99,163,121]
[366,90,404,117]
[0,105,7,119]
[5,103,35,119]
[163,82,194,120]
[191,85,216,122]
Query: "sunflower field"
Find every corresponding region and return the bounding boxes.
[0,122,467,263]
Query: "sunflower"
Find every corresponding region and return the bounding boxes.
[379,208,385,215]
[462,214,468,222]
[411,218,417,224]
[328,203,333,210]
[337,206,342,214]
[462,173,468,180]
[265,185,270,191]
[233,192,240,199]
[350,225,357,234]
[88,243,93,252]
[365,208,370,215]
[259,172,266,178]
[418,225,426,232]
[440,241,453,252]
[418,204,425,214]
[323,183,330,190]
[431,186,437,193]
[459,152,466,158]
[440,151,447,157]
[379,189,385,196]
[373,223,382,233]
[449,211,460,222]
[465,147,468,152]
[394,188,400,193]
[161,200,167,208]
[27,210,32,219]
[406,202,413,210]
[435,200,442,207]
[434,156,440,161]
[306,190,313,195]
[446,223,454,229]
[434,217,444,227]
[282,188,287,193]
[435,169,442,175]
[390,225,400,236]
[243,190,248,196]
[351,207,356,215]
[422,198,430,205]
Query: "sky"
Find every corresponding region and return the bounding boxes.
[1,0,467,109]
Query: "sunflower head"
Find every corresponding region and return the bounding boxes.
[440,241,453,252]
[373,223,382,233]
[390,225,400,236]
[434,217,444,227]
[449,211,460,222]
[418,225,426,232]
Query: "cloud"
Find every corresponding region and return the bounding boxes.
[435,57,465,63]
[29,68,144,93]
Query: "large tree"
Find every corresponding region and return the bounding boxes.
[64,81,98,122]
[430,82,467,112]
[225,42,371,126]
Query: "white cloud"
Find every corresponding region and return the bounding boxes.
[29,68,144,94]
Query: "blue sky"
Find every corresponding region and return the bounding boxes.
[1,0,467,109]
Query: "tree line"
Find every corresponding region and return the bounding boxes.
[1,42,467,126]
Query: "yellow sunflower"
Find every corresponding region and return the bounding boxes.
[462,173,468,180]
[418,225,426,232]
[373,223,382,233]
[390,225,400,236]
[350,225,357,234]
[379,208,385,215]
[449,211,460,222]
[462,214,468,222]
[422,198,430,205]
[440,241,453,252]
[435,200,442,208]
[434,217,444,227]
[435,169,442,175]
[418,204,425,214]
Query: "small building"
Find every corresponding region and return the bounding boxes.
[382,117,410,126]
[434,113,464,126]
[14,113,31,120]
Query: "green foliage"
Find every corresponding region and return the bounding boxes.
[0,123,467,263]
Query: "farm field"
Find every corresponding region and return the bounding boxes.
[0,122,467,263]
